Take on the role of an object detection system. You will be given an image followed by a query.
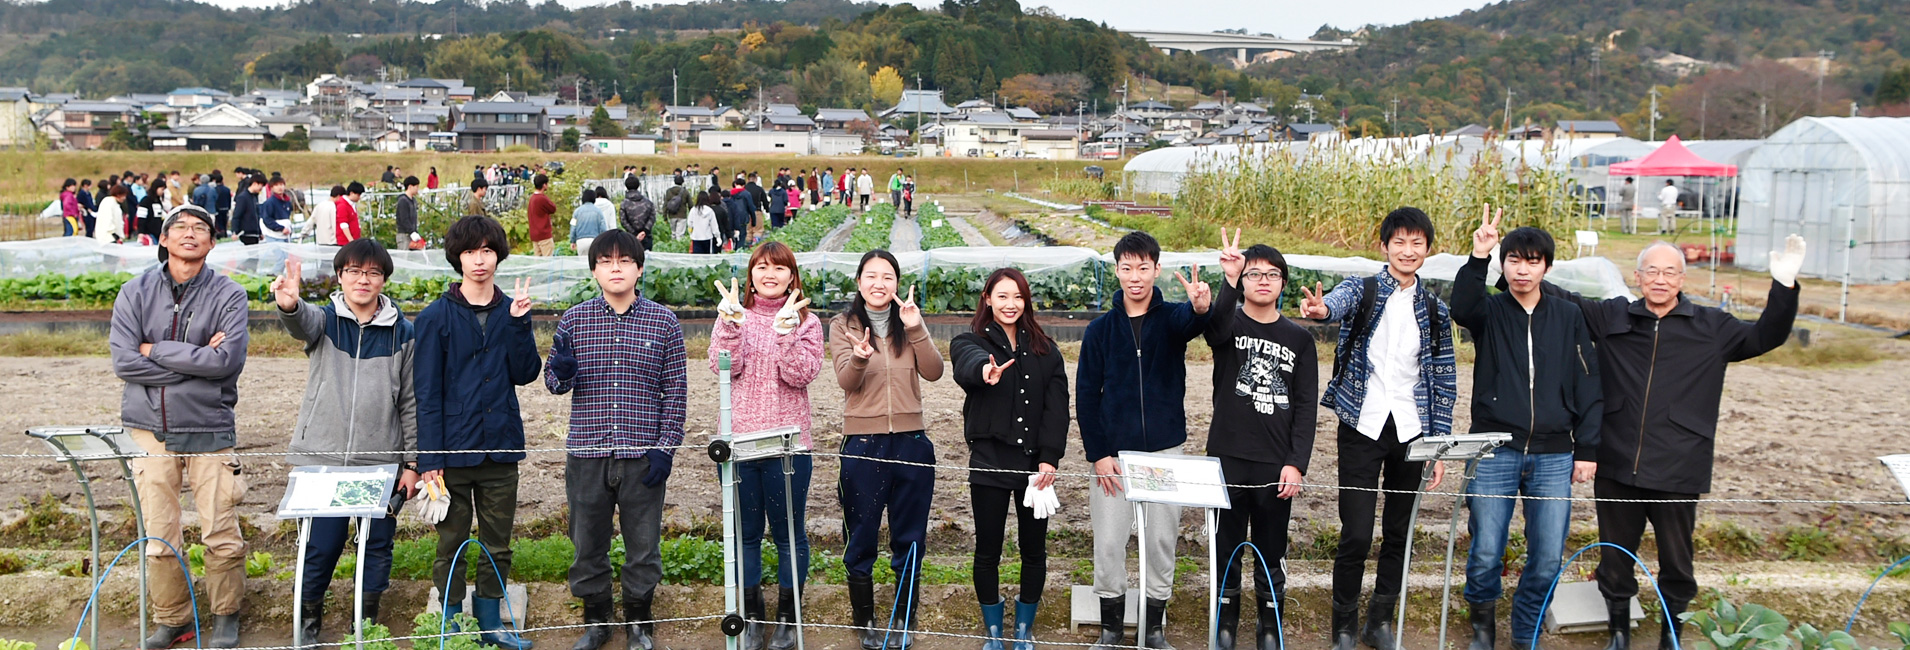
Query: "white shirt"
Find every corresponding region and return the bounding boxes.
[1355,284,1424,441]
[313,201,338,246]
[857,174,874,194]
[1658,184,1680,209]
[688,205,718,241]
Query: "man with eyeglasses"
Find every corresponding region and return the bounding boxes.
[1523,235,1806,650]
[109,204,251,649]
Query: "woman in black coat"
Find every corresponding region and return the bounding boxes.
[950,267,1069,650]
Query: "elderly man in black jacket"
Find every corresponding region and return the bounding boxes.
[1537,234,1806,650]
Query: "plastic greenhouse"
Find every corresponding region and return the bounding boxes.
[1739,117,1910,287]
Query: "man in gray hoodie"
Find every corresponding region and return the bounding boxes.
[276,239,421,647]
[109,203,252,650]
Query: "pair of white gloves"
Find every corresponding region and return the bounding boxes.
[1021,474,1060,520]
[715,278,810,335]
[405,475,451,525]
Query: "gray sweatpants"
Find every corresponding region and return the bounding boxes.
[566,454,666,601]
[1090,446,1183,600]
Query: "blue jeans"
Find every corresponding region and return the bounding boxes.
[1464,449,1574,642]
[738,454,813,587]
[301,515,398,600]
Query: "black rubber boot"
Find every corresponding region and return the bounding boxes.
[1091,596,1126,650]
[297,600,323,649]
[623,596,655,650]
[741,586,768,650]
[1215,590,1241,650]
[1659,601,1688,650]
[768,587,799,650]
[848,574,884,650]
[1330,606,1360,650]
[1361,595,1399,650]
[362,591,383,625]
[143,622,196,650]
[1142,597,1176,650]
[1601,599,1631,650]
[1255,590,1283,650]
[1468,600,1497,650]
[570,595,614,650]
[885,579,921,650]
[207,613,241,649]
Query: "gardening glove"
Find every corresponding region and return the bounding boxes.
[547,337,577,382]
[714,278,746,326]
[1769,233,1806,288]
[407,475,450,525]
[642,449,674,488]
[772,288,811,336]
[1022,474,1060,520]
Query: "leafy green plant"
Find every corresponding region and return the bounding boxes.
[659,535,724,585]
[0,638,36,650]
[186,544,207,577]
[1683,599,1792,650]
[1789,623,1859,650]
[917,203,965,250]
[1889,622,1910,648]
[509,534,575,583]
[764,205,851,252]
[1778,526,1842,561]
[245,551,273,578]
[411,610,483,650]
[354,622,400,650]
[843,204,895,253]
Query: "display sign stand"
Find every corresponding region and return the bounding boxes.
[1115,451,1231,650]
[27,425,148,650]
[706,352,815,650]
[1395,433,1511,650]
[278,464,399,650]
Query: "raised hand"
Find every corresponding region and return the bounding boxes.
[1175,266,1212,314]
[897,285,923,328]
[981,355,1016,385]
[509,277,533,318]
[1298,282,1329,320]
[1769,233,1807,288]
[773,287,810,335]
[271,254,302,312]
[1472,203,1503,259]
[1217,228,1245,283]
[847,327,876,359]
[714,277,746,325]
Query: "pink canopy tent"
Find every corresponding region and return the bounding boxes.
[1609,135,1737,176]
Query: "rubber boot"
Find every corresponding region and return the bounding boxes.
[1330,606,1360,650]
[768,587,799,650]
[624,596,655,650]
[1214,590,1241,650]
[848,574,884,650]
[1601,598,1631,650]
[298,600,324,648]
[1361,594,1400,650]
[363,591,383,625]
[741,586,768,650]
[1659,602,1688,650]
[1255,590,1283,650]
[569,595,614,650]
[886,578,921,650]
[979,600,1007,650]
[203,613,241,649]
[1091,596,1126,650]
[1142,597,1176,650]
[143,622,196,650]
[1012,597,1038,650]
[474,597,535,650]
[1468,600,1497,650]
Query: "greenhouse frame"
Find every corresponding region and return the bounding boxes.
[1739,116,1910,285]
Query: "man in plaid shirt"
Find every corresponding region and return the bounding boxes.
[545,229,688,650]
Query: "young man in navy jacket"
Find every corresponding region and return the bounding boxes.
[1076,231,1212,650]
[414,216,543,650]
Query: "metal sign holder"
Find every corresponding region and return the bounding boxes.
[27,425,149,650]
[277,464,400,650]
[707,352,814,650]
[1393,432,1512,650]
[1114,451,1231,650]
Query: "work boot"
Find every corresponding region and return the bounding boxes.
[474,597,534,650]
[1602,598,1631,650]
[768,587,800,650]
[979,599,1007,650]
[848,574,884,650]
[569,595,614,650]
[886,578,921,650]
[1091,595,1126,650]
[143,622,196,650]
[1142,597,1175,650]
[1330,606,1360,650]
[1659,602,1688,650]
[298,600,324,648]
[1255,590,1284,650]
[363,591,384,625]
[623,595,655,650]
[741,586,768,650]
[1469,600,1497,650]
[1012,597,1039,650]
[207,613,241,649]
[1361,594,1400,650]
[1214,589,1241,650]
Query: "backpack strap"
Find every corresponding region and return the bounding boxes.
[1331,275,1381,382]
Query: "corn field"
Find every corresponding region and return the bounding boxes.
[1173,141,1580,255]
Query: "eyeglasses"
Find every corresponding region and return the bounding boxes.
[1243,270,1284,283]
[1639,267,1684,280]
[167,222,212,235]
[340,268,386,281]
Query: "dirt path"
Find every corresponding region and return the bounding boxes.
[963,209,1043,247]
[815,213,858,252]
[944,216,992,247]
[888,214,922,254]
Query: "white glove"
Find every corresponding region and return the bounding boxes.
[713,278,746,326]
[1022,474,1060,520]
[772,288,811,336]
[405,476,451,525]
[1769,233,1806,288]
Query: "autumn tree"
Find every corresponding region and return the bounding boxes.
[870,66,905,106]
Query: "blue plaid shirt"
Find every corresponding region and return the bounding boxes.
[1318,268,1457,437]
[545,294,688,458]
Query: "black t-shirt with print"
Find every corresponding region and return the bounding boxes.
[1202,278,1320,473]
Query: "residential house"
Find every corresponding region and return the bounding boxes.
[351,109,390,137]
[698,130,808,153]
[881,90,957,119]
[544,104,628,131]
[309,127,344,153]
[813,129,864,156]
[166,87,232,108]
[43,101,140,149]
[0,87,34,147]
[814,108,873,130]
[390,106,450,149]
[953,99,997,117]
[1189,101,1227,116]
[1448,123,1491,137]
[152,103,267,152]
[1018,128,1080,160]
[453,101,546,151]
[1555,119,1626,139]
[306,74,359,117]
[260,112,321,138]
[395,78,471,103]
[762,113,815,132]
[1129,99,1174,120]
[1275,123,1337,141]
[942,113,1023,157]
[239,89,302,110]
[661,105,718,140]
[1005,107,1041,123]
[764,103,801,116]
[367,87,431,110]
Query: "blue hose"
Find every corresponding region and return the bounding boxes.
[1844,554,1910,634]
[1530,543,1679,650]
[72,536,203,650]
[1214,542,1285,650]
[881,542,921,650]
[438,537,521,642]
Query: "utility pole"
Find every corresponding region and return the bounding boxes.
[1119,78,1129,114]
[1648,87,1661,141]
[915,75,923,152]
[1590,48,1601,112]
[1818,50,1835,109]
[1759,98,1769,138]
[671,68,679,155]
[1699,92,1707,140]
[1502,86,1515,138]
[1388,96,1399,128]
[505,72,511,93]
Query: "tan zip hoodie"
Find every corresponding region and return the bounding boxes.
[830,312,944,435]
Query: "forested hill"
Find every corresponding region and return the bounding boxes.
[0,0,880,36]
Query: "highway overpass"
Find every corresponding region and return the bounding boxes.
[1125,30,1352,62]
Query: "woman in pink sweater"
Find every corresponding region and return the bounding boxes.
[708,240,824,650]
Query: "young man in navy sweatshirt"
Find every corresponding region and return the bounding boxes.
[1076,231,1211,650]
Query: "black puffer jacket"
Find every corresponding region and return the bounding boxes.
[951,324,1069,487]
[1451,255,1602,460]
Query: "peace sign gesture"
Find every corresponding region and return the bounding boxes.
[508,277,534,318]
[271,254,302,312]
[772,287,809,335]
[1472,203,1503,259]
[847,327,876,359]
[713,277,746,325]
[1174,265,1213,314]
[1217,228,1245,284]
[981,355,1017,385]
[1298,282,1329,320]
[896,285,923,329]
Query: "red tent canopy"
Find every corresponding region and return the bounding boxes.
[1609,135,1737,177]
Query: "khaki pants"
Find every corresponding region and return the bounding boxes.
[533,238,555,256]
[129,428,248,623]
[1659,206,1677,234]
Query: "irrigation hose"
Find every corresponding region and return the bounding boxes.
[73,536,204,650]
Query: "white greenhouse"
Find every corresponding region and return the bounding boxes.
[1739,117,1910,284]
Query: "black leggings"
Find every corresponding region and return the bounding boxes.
[971,483,1048,604]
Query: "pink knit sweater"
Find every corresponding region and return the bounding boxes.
[707,293,825,446]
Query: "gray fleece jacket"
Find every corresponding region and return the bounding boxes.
[280,293,418,467]
[110,262,251,452]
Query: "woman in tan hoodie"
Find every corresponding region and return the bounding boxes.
[829,249,943,650]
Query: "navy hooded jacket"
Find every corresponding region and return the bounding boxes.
[1076,286,1210,462]
[412,283,542,472]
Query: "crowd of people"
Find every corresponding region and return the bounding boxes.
[108,199,1808,650]
[56,169,309,246]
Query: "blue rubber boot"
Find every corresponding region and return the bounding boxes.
[1012,598,1039,650]
[979,600,1006,650]
[474,597,535,650]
